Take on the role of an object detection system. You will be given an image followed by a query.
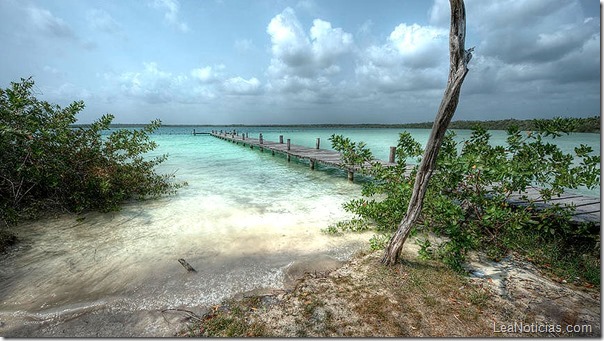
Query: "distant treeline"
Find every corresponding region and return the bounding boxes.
[73,116,600,133]
[398,116,600,133]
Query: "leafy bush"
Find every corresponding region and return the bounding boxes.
[328,134,373,168]
[0,77,183,229]
[330,120,600,279]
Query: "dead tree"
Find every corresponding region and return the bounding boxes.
[381,0,473,265]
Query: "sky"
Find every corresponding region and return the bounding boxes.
[0,0,600,125]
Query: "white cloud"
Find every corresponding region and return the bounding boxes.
[388,24,446,66]
[354,22,448,94]
[191,65,225,83]
[104,62,263,103]
[310,19,353,67]
[151,0,189,33]
[191,67,213,82]
[222,77,262,95]
[267,8,312,70]
[112,62,187,104]
[266,7,353,99]
[355,60,445,94]
[39,82,94,105]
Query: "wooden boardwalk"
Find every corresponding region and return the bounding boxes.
[208,130,600,225]
[210,130,399,180]
[507,187,600,225]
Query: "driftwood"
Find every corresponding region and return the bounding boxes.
[178,258,197,272]
[381,0,472,265]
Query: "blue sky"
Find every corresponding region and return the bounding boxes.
[0,0,600,124]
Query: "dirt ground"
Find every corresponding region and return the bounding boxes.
[179,241,601,337]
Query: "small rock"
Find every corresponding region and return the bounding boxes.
[471,270,485,278]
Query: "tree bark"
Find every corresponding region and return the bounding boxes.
[381,0,472,265]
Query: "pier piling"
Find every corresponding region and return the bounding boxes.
[389,147,396,163]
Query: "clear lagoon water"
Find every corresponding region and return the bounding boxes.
[0,126,599,336]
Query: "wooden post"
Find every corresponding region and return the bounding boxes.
[316,138,320,149]
[287,139,291,151]
[348,171,354,181]
[279,135,283,144]
[259,133,263,144]
[272,150,275,156]
[246,132,249,138]
[389,146,396,163]
[242,134,245,140]
[310,159,315,170]
[193,129,196,135]
[287,154,291,162]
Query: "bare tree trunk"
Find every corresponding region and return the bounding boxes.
[381,0,473,265]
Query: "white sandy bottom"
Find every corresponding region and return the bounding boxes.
[0,183,371,337]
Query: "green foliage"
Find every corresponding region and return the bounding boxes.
[331,120,600,280]
[329,134,373,169]
[0,77,183,228]
[369,233,391,251]
[323,218,370,235]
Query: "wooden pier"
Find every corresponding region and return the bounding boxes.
[208,130,600,225]
[210,130,399,181]
[507,187,600,225]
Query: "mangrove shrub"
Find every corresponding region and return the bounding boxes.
[0,77,182,229]
[329,120,600,281]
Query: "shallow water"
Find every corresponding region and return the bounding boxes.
[0,126,599,336]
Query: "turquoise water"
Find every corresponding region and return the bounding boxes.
[0,126,599,336]
[164,126,599,195]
